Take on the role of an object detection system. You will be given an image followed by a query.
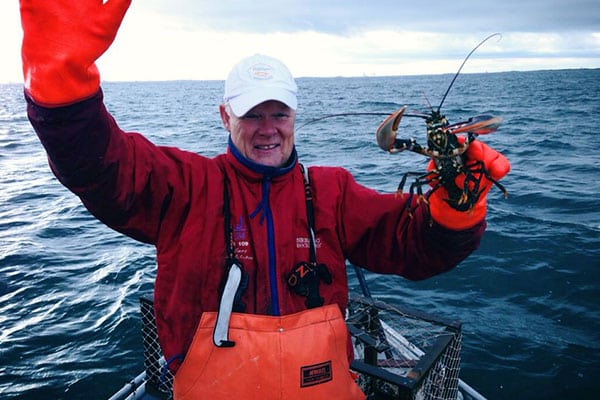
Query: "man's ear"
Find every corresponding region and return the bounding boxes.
[219,104,231,132]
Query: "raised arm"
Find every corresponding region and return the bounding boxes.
[20,1,204,245]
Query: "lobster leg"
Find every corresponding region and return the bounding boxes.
[465,159,508,199]
[400,171,439,217]
[397,171,426,195]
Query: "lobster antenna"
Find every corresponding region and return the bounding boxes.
[437,32,502,113]
[422,90,434,112]
[296,111,426,132]
[296,112,389,131]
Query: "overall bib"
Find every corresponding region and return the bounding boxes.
[173,304,366,400]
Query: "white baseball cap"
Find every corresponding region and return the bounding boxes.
[223,54,298,117]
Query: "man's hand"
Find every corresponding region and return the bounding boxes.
[20,0,132,106]
[429,140,510,230]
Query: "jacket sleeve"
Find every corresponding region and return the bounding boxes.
[25,89,198,245]
[328,167,485,280]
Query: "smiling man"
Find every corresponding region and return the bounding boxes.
[220,55,298,168]
[20,1,509,399]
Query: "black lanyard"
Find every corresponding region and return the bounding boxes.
[287,165,332,309]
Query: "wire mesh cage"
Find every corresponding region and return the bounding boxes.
[140,296,173,400]
[347,293,462,400]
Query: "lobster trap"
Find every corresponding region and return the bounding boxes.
[347,293,462,400]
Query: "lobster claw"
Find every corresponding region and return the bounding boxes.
[376,106,407,152]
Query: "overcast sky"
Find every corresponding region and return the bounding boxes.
[2,0,599,82]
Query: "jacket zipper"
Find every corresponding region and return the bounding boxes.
[263,177,280,316]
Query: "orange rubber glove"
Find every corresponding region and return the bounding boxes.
[428,140,510,230]
[20,0,132,107]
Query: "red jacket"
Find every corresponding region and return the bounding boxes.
[26,90,485,370]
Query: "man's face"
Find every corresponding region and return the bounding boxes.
[220,100,296,168]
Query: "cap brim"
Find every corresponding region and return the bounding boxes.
[228,87,297,117]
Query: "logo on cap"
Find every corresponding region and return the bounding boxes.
[249,63,274,80]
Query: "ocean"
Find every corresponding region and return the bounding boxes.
[1,69,599,399]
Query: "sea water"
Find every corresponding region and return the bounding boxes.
[1,69,599,399]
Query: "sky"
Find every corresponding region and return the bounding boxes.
[2,0,599,83]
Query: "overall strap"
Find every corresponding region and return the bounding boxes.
[301,164,318,265]
[213,173,247,347]
[287,165,332,309]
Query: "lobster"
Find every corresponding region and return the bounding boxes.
[375,33,508,215]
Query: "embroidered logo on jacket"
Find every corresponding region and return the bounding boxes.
[233,216,253,261]
[234,216,246,240]
[296,237,322,249]
[300,361,332,387]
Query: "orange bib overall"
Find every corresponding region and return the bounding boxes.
[173,304,366,400]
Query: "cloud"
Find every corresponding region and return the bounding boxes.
[2,1,599,83]
[141,0,600,34]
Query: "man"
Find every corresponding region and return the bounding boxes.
[20,1,509,399]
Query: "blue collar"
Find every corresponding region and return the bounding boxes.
[228,136,297,178]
